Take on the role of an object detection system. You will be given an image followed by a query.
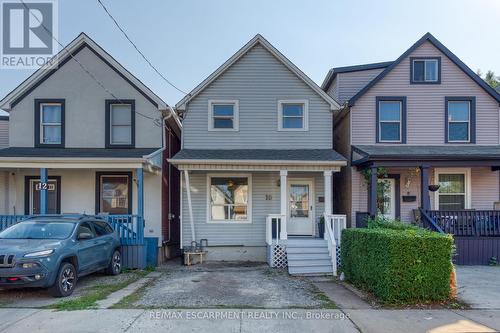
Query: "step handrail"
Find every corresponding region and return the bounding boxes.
[323,213,347,276]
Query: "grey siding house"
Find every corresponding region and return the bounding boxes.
[323,33,500,265]
[0,33,182,266]
[170,35,347,274]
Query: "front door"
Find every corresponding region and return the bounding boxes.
[26,176,60,215]
[288,180,314,235]
[377,178,396,219]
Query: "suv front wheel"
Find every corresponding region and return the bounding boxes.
[106,249,122,275]
[49,262,77,297]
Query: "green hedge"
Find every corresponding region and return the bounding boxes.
[341,228,453,304]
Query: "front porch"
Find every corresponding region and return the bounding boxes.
[169,148,347,274]
[352,145,500,265]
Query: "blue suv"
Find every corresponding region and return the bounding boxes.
[0,215,122,297]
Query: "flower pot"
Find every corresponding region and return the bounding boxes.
[317,222,325,238]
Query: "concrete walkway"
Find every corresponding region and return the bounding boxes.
[456,266,500,309]
[0,308,499,333]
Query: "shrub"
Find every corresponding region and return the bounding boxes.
[341,228,453,304]
[366,216,419,231]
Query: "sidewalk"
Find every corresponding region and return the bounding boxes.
[0,308,499,333]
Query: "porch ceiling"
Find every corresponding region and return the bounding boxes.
[169,149,347,171]
[352,145,500,167]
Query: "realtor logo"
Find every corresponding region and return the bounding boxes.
[1,0,58,68]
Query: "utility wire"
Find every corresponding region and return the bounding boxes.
[19,0,163,127]
[96,0,189,96]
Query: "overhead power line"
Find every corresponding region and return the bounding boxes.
[18,0,163,126]
[96,0,189,96]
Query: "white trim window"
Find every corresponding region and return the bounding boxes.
[208,100,239,131]
[110,103,132,145]
[207,174,251,223]
[278,100,309,131]
[40,103,62,144]
[412,59,439,83]
[435,168,471,211]
[378,100,402,142]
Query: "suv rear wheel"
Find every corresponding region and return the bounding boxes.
[49,262,77,297]
[105,249,122,275]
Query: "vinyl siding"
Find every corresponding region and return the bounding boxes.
[351,41,500,145]
[0,120,8,148]
[335,69,385,104]
[9,46,162,149]
[182,45,332,149]
[332,112,352,224]
[181,171,325,247]
[326,77,340,103]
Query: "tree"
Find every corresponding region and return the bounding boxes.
[478,69,500,88]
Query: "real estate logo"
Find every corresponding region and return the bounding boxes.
[1,0,58,69]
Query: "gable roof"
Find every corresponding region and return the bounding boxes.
[347,33,500,107]
[321,61,393,92]
[175,34,340,111]
[0,32,172,113]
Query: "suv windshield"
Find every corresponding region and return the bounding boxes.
[0,221,75,240]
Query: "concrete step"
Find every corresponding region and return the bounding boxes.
[286,247,329,254]
[288,265,333,275]
[288,259,332,267]
[286,253,331,260]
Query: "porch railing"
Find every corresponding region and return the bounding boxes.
[425,210,500,237]
[266,214,286,245]
[0,214,144,245]
[324,213,347,276]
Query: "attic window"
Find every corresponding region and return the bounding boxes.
[411,57,440,84]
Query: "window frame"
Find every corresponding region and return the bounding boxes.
[277,99,309,131]
[208,100,239,131]
[445,96,476,144]
[410,57,441,84]
[34,99,65,148]
[95,171,133,215]
[105,100,135,148]
[376,96,407,143]
[434,168,471,210]
[206,173,252,224]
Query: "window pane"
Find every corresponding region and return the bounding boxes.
[448,101,469,121]
[413,60,425,81]
[213,118,233,129]
[438,194,465,210]
[283,117,303,129]
[231,206,247,220]
[425,60,438,81]
[449,123,469,141]
[42,104,61,123]
[439,174,465,193]
[100,176,129,215]
[210,178,248,205]
[282,104,303,117]
[380,123,400,141]
[379,101,401,121]
[111,104,132,125]
[213,104,234,117]
[111,125,131,144]
[290,185,309,218]
[42,125,61,144]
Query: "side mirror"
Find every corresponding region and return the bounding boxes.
[78,232,93,240]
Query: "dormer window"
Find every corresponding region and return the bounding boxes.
[411,57,440,84]
[35,99,65,147]
[208,100,239,131]
[105,100,135,148]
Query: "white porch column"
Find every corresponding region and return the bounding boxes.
[183,170,196,243]
[324,170,333,216]
[279,170,288,240]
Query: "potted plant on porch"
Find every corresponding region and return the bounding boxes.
[318,216,325,238]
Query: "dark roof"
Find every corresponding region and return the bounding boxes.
[352,145,500,164]
[321,61,393,91]
[0,147,158,158]
[348,33,500,106]
[496,85,500,94]
[171,149,347,162]
[0,116,8,121]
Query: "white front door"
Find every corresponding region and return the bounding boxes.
[288,180,314,235]
[377,178,396,219]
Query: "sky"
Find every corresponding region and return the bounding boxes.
[0,0,499,110]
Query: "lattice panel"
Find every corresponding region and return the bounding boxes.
[271,244,288,268]
[336,245,341,268]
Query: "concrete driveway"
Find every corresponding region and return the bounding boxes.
[457,266,500,309]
